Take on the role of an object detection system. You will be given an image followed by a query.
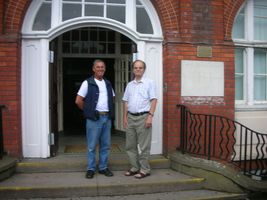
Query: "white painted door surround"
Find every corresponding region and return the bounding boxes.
[21,0,163,158]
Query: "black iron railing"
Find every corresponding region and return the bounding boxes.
[0,105,6,159]
[177,104,267,179]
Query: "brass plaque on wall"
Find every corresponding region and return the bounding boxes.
[197,46,212,57]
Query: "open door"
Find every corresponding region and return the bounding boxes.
[49,39,59,157]
[114,56,132,131]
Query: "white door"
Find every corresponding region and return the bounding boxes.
[114,56,132,131]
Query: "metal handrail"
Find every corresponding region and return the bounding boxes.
[177,104,267,178]
[0,105,6,159]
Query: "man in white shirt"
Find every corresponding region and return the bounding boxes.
[122,60,157,179]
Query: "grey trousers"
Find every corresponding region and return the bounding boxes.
[125,113,152,174]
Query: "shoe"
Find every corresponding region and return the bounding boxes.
[134,172,150,179]
[124,169,139,176]
[99,168,114,177]
[85,170,95,179]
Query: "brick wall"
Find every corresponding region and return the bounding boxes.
[153,0,245,153]
[0,0,30,157]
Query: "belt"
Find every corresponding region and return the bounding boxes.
[128,111,149,116]
[98,111,109,115]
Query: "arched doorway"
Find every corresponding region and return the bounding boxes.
[21,0,163,158]
[49,27,135,156]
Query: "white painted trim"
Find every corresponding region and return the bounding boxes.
[145,42,163,154]
[22,17,163,43]
[22,39,50,158]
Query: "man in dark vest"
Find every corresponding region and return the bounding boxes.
[75,59,114,179]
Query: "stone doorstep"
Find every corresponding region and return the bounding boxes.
[0,156,17,181]
[0,169,247,199]
[0,155,247,199]
[16,154,171,173]
[0,169,205,199]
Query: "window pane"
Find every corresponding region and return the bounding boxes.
[62,4,82,21]
[235,75,244,100]
[71,42,80,53]
[85,5,104,17]
[235,48,244,100]
[81,42,89,53]
[108,31,115,41]
[85,0,104,2]
[98,42,106,53]
[107,43,115,54]
[32,3,51,31]
[136,7,153,34]
[254,50,267,100]
[81,30,88,41]
[107,0,125,4]
[63,0,81,1]
[254,0,267,8]
[254,50,267,74]
[254,18,267,40]
[90,30,97,40]
[63,31,71,40]
[89,41,98,54]
[254,1,267,40]
[107,5,125,23]
[72,30,80,41]
[254,76,267,100]
[235,49,244,73]
[232,7,245,39]
[62,42,71,53]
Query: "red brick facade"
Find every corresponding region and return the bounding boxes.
[0,0,245,157]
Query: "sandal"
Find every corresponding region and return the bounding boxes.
[134,172,150,179]
[124,170,139,176]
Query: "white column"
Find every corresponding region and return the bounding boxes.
[22,39,50,158]
[137,41,163,154]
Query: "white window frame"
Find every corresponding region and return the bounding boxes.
[233,0,267,110]
[22,0,161,37]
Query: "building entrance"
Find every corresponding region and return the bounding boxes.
[21,0,163,158]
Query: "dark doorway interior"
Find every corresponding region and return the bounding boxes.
[63,57,115,135]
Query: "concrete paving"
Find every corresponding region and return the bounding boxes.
[5,190,248,200]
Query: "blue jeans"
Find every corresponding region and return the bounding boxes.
[86,115,111,171]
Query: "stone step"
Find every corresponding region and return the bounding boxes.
[16,154,170,173]
[0,156,16,181]
[0,169,246,199]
